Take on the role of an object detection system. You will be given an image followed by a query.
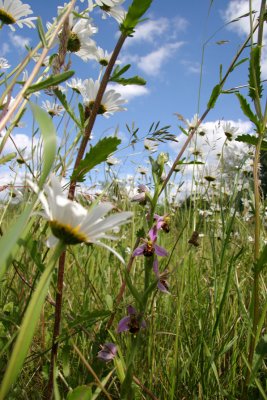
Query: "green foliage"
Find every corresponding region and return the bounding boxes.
[67,386,92,400]
[54,88,82,127]
[255,244,267,272]
[36,17,47,48]
[71,137,121,182]
[207,84,221,109]
[235,134,267,150]
[0,152,17,165]
[120,0,153,36]
[110,64,146,86]
[235,93,260,130]
[25,70,75,95]
[249,46,263,101]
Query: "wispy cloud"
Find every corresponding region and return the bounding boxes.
[180,60,201,74]
[124,16,188,48]
[9,32,30,52]
[137,42,184,76]
[0,42,10,56]
[108,83,150,100]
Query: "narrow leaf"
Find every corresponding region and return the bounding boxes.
[0,152,17,165]
[235,134,267,150]
[255,244,267,272]
[30,102,57,187]
[67,385,92,400]
[110,75,146,86]
[0,242,65,399]
[207,84,221,109]
[25,70,75,95]
[54,88,81,127]
[71,137,121,182]
[36,17,47,47]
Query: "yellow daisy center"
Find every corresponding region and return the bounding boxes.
[0,9,16,25]
[88,101,107,115]
[50,220,87,245]
[67,32,81,53]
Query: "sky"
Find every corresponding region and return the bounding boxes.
[0,0,264,194]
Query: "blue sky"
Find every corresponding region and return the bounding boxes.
[0,0,263,190]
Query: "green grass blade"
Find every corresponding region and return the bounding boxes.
[0,242,65,399]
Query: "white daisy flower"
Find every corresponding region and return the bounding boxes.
[106,156,120,166]
[80,78,127,118]
[92,0,126,23]
[0,57,10,69]
[66,77,83,93]
[144,138,158,153]
[41,100,64,117]
[223,121,239,141]
[137,166,148,175]
[94,46,112,66]
[0,0,36,30]
[28,174,133,263]
[66,17,97,61]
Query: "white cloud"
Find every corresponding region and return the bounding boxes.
[137,42,184,76]
[124,16,188,48]
[9,32,30,52]
[108,83,150,100]
[180,60,201,74]
[4,133,36,156]
[0,43,10,56]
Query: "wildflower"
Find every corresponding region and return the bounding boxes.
[0,57,10,69]
[0,0,36,30]
[144,138,158,153]
[133,227,168,258]
[131,184,149,204]
[94,0,126,23]
[117,305,146,334]
[27,174,132,263]
[97,343,117,362]
[153,258,170,294]
[154,214,170,233]
[66,78,83,94]
[136,166,148,175]
[41,100,64,117]
[223,121,238,141]
[106,156,120,166]
[80,78,127,118]
[66,17,97,61]
[94,46,112,66]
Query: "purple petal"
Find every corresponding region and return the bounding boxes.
[155,244,168,257]
[158,280,170,294]
[132,244,146,256]
[153,258,160,277]
[141,319,147,329]
[117,316,131,333]
[148,226,158,242]
[97,343,117,362]
[127,305,137,315]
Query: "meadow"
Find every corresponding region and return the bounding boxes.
[0,0,267,399]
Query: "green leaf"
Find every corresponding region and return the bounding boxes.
[230,57,249,72]
[235,134,267,150]
[120,0,153,36]
[112,64,131,78]
[124,270,142,305]
[67,386,92,400]
[71,137,121,182]
[110,75,146,86]
[25,70,75,95]
[0,207,34,281]
[0,242,65,399]
[36,17,47,47]
[30,102,57,188]
[0,152,17,165]
[207,84,221,109]
[54,88,81,127]
[249,46,263,101]
[235,93,260,130]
